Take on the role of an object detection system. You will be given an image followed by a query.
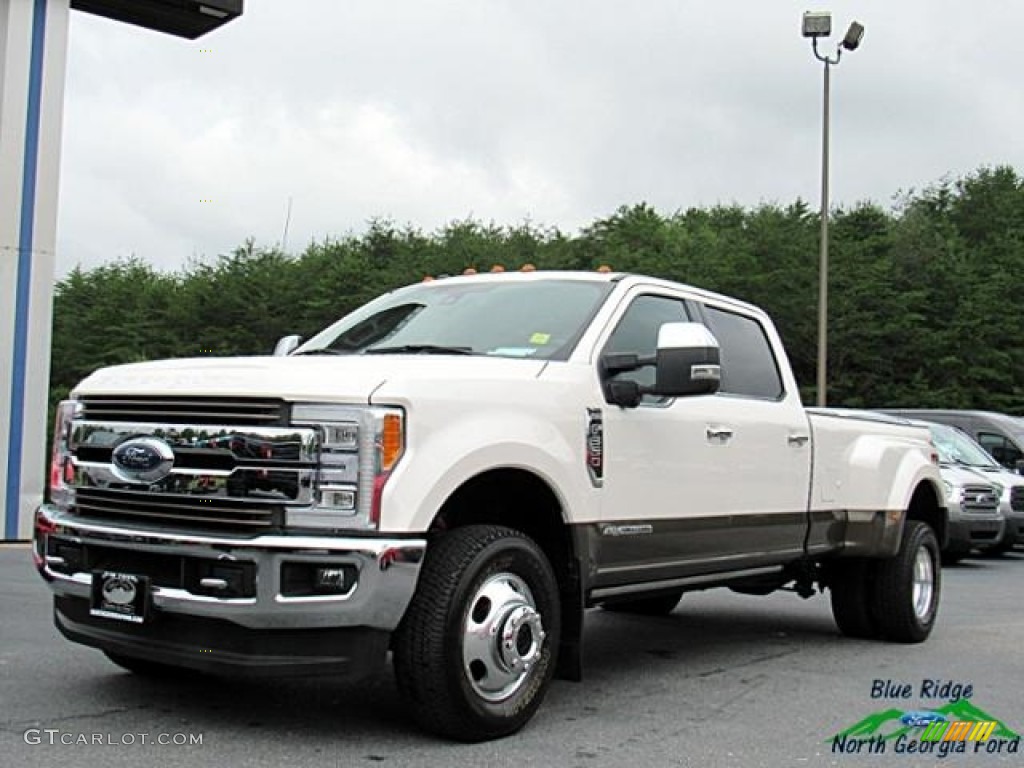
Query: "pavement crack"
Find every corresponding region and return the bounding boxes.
[695,647,799,679]
[1,705,151,732]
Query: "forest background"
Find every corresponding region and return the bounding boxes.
[49,165,1024,416]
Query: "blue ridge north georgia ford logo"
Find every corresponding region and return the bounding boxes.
[110,436,175,483]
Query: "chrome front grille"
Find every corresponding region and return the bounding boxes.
[65,410,321,534]
[961,484,1000,513]
[79,396,288,426]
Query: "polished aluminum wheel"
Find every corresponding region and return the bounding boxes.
[462,572,546,703]
[912,545,935,621]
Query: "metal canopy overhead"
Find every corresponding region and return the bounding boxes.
[70,0,242,39]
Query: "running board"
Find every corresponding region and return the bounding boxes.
[589,565,787,601]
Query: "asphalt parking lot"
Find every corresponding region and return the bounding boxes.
[2,543,1022,767]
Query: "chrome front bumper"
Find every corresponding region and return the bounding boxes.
[34,505,426,632]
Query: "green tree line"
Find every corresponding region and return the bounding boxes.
[49,165,1024,415]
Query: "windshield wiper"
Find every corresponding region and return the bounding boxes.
[290,348,347,356]
[364,344,475,356]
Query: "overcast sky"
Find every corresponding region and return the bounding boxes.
[55,0,1024,274]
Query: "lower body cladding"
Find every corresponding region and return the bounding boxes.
[34,505,426,678]
[945,514,1004,555]
[1005,514,1024,545]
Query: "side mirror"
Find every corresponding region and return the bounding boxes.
[1016,459,1024,475]
[273,334,302,356]
[600,322,721,408]
[652,322,721,397]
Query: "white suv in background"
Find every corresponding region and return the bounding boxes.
[924,423,1023,554]
[918,421,1013,560]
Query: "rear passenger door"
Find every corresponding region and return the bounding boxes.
[694,301,812,536]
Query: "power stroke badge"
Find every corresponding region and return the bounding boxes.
[586,408,603,487]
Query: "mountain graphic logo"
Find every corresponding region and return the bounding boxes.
[831,699,1020,743]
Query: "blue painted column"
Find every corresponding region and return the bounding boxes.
[0,0,69,539]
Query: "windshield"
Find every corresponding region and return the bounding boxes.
[296,278,613,361]
[927,423,1000,468]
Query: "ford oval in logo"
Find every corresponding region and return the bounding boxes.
[102,576,137,606]
[111,436,175,483]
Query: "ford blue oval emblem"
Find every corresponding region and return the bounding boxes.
[111,437,175,483]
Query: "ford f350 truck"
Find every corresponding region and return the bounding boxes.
[35,270,946,741]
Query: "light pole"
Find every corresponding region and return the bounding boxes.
[802,12,864,407]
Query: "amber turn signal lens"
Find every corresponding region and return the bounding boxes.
[380,413,404,471]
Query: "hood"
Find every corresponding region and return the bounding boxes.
[74,354,549,404]
[967,463,1024,489]
[939,464,1001,488]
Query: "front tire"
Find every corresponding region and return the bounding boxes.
[393,525,561,741]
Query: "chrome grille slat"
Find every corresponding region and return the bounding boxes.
[79,396,287,426]
[74,505,272,528]
[73,489,282,531]
[77,494,275,517]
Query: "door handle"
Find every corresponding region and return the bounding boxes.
[788,434,810,447]
[706,426,733,444]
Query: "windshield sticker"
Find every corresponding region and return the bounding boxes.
[488,347,538,357]
[529,332,551,345]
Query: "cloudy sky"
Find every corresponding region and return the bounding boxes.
[55,0,1024,274]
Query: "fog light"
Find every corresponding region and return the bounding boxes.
[281,562,357,596]
[315,568,348,590]
[322,489,356,510]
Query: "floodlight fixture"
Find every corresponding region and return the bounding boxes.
[802,11,832,39]
[841,22,865,51]
[801,13,866,407]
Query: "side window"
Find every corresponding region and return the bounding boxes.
[979,433,1022,468]
[603,295,690,392]
[701,305,784,399]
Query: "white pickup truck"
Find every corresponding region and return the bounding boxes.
[35,270,946,741]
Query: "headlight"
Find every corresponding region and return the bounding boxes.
[291,404,405,529]
[942,479,955,502]
[48,400,81,507]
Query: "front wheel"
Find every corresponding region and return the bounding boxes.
[393,525,561,741]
